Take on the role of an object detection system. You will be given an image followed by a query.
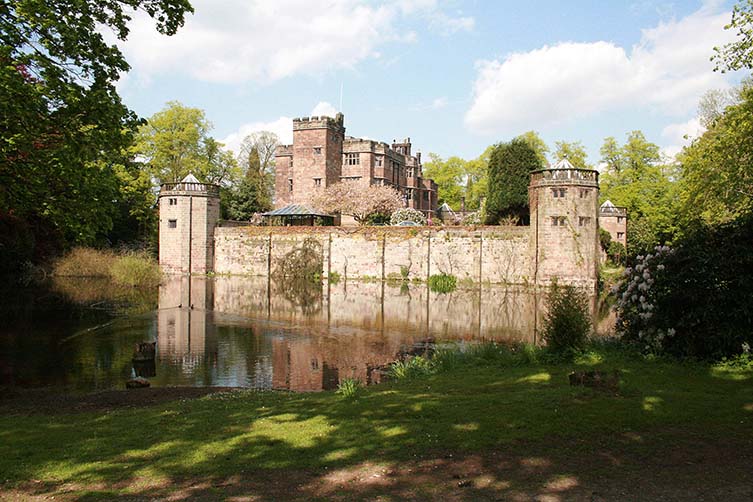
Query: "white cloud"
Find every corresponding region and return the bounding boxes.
[429,12,475,34]
[311,101,338,118]
[465,4,737,135]
[660,117,706,159]
[220,117,293,156]
[117,0,472,84]
[220,101,338,155]
[431,96,448,109]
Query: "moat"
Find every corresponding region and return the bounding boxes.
[0,276,613,393]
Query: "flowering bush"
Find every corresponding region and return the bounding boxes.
[614,215,753,358]
[614,245,674,353]
[390,207,426,226]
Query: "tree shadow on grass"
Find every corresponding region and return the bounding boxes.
[1,360,753,501]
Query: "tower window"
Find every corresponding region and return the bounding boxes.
[579,189,590,198]
[168,219,177,228]
[288,179,293,192]
[314,178,321,187]
[345,153,360,165]
[552,188,567,198]
[617,216,624,223]
[551,216,567,226]
[289,158,293,167]
[375,156,383,167]
[617,232,625,239]
[168,198,178,205]
[578,216,592,226]
[313,147,322,154]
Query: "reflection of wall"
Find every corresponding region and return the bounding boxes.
[212,276,542,343]
[157,276,217,367]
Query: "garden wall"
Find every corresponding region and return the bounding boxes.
[213,226,534,285]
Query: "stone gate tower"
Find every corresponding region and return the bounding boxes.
[529,159,600,290]
[158,174,220,274]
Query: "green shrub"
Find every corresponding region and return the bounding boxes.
[388,356,433,380]
[110,252,161,287]
[428,273,457,293]
[335,378,362,399]
[542,282,591,358]
[616,216,753,358]
[328,271,341,284]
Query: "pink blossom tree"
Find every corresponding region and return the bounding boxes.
[310,181,403,225]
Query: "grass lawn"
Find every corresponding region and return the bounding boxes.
[1,345,752,500]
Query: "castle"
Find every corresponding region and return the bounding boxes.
[158,158,601,290]
[273,113,438,217]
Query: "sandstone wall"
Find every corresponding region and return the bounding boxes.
[214,226,534,285]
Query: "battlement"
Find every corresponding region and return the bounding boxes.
[275,144,293,156]
[529,168,599,188]
[159,181,220,197]
[293,113,345,133]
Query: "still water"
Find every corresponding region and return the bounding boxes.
[0,276,613,392]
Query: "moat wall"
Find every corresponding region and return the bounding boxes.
[213,225,596,288]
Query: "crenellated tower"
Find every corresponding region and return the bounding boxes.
[274,113,345,207]
[529,159,600,291]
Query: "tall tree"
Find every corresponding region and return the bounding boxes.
[516,131,550,166]
[132,101,239,185]
[238,131,279,178]
[553,140,590,169]
[237,131,279,202]
[679,84,753,225]
[464,146,492,211]
[485,139,543,225]
[599,131,678,253]
[423,154,465,209]
[712,0,753,72]
[0,0,192,268]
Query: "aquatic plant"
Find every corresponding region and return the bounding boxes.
[427,273,457,293]
[110,252,161,287]
[53,248,159,288]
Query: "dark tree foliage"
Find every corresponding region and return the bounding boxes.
[484,139,542,225]
[617,215,753,359]
[224,170,272,221]
[0,0,192,271]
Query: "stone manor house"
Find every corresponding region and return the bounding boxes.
[273,113,438,216]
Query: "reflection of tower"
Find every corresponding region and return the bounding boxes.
[529,159,600,291]
[158,173,220,274]
[157,276,217,371]
[271,337,339,392]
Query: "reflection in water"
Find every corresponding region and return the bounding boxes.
[152,275,546,391]
[0,276,611,392]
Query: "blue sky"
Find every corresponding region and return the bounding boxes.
[115,0,745,165]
